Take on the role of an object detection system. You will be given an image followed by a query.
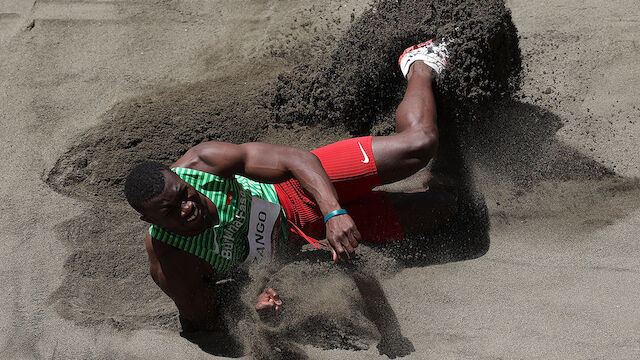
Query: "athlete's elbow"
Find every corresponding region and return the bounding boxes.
[178,313,216,333]
[287,148,320,171]
[149,263,162,288]
[177,301,225,333]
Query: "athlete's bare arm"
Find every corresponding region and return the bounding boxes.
[173,141,360,260]
[145,233,224,332]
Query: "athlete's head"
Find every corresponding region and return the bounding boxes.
[125,161,215,236]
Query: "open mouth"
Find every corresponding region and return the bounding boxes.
[186,204,200,222]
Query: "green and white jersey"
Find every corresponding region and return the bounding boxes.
[149,167,288,274]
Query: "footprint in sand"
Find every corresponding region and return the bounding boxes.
[1,0,122,44]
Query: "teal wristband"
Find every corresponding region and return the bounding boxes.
[324,209,348,223]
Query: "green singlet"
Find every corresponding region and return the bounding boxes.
[149,167,289,274]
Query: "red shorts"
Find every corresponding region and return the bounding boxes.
[274,136,403,244]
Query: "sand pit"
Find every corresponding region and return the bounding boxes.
[42,1,520,352]
[2,0,639,358]
[44,1,519,356]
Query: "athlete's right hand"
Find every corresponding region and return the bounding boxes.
[325,214,361,261]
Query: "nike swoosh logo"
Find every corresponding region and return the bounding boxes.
[358,141,369,164]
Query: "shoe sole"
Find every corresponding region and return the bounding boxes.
[397,38,436,67]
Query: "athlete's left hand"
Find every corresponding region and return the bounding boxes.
[255,287,282,321]
[325,214,361,261]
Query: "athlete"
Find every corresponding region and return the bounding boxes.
[125,39,456,332]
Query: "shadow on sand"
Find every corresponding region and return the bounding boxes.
[467,100,615,187]
[372,98,639,269]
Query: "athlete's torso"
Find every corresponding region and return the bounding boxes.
[149,167,288,273]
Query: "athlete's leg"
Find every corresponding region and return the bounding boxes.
[345,187,456,242]
[373,61,439,184]
[386,188,457,236]
[372,37,452,184]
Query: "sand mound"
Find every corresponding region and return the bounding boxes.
[45,0,519,357]
[270,0,520,133]
[46,74,271,201]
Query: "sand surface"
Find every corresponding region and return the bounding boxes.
[1,0,639,359]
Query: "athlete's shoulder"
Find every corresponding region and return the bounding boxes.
[173,141,244,177]
[146,232,173,254]
[172,146,210,173]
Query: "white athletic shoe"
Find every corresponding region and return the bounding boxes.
[398,38,450,78]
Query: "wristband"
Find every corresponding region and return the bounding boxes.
[324,209,348,223]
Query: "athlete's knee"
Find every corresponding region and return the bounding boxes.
[405,128,439,165]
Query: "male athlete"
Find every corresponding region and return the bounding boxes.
[125,39,456,332]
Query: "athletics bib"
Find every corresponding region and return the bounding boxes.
[244,197,282,264]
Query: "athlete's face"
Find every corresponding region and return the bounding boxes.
[139,171,217,236]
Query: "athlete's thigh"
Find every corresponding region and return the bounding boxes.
[346,188,457,243]
[386,189,457,235]
[344,191,403,243]
[312,136,381,204]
